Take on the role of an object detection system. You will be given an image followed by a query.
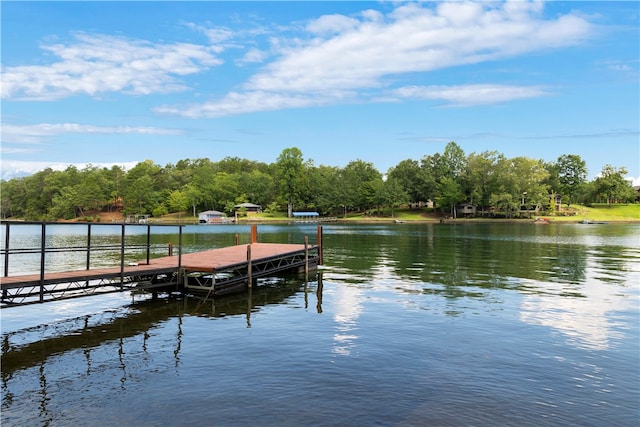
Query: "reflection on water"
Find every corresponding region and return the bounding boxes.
[520,252,640,350]
[330,283,363,357]
[1,223,639,426]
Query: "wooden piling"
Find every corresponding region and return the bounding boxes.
[250,225,258,244]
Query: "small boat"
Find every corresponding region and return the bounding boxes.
[579,219,607,224]
[533,217,550,224]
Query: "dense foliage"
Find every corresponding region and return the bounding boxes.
[1,142,636,220]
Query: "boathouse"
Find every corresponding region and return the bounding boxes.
[292,211,319,219]
[198,210,229,223]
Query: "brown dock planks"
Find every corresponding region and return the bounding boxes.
[1,243,315,289]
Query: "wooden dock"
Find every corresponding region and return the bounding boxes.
[1,222,322,306]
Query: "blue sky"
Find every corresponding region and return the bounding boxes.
[1,1,639,184]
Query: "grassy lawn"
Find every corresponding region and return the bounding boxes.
[550,204,640,222]
[336,204,640,223]
[126,203,640,224]
[232,204,640,223]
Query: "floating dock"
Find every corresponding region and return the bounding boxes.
[1,222,322,306]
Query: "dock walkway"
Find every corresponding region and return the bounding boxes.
[1,222,323,306]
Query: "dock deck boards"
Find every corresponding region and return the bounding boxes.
[1,243,315,289]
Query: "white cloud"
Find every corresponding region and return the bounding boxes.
[1,123,183,145]
[306,14,359,35]
[245,2,590,94]
[184,22,234,45]
[1,33,222,100]
[390,84,552,107]
[237,47,269,65]
[0,160,141,181]
[160,1,593,118]
[155,90,345,118]
[626,176,640,187]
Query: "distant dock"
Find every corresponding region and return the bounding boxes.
[1,222,322,307]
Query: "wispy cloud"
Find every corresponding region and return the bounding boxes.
[157,1,593,118]
[1,123,183,145]
[397,129,640,143]
[154,89,350,118]
[521,129,640,140]
[184,22,234,45]
[1,33,222,100]
[389,84,552,107]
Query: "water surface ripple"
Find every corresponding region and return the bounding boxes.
[2,223,638,426]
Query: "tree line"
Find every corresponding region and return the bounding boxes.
[1,142,636,221]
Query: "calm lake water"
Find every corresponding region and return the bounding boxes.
[1,222,639,426]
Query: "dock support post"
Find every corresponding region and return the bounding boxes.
[39,223,46,303]
[2,222,8,299]
[178,226,183,269]
[86,223,92,270]
[4,222,10,278]
[247,244,252,288]
[250,224,258,244]
[146,224,151,265]
[304,236,309,279]
[235,233,239,245]
[120,224,125,288]
[317,225,323,265]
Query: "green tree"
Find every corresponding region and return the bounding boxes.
[464,151,504,209]
[122,160,163,214]
[382,177,409,217]
[0,178,27,218]
[23,169,56,219]
[238,170,274,208]
[555,154,587,206]
[167,189,190,214]
[188,158,218,211]
[441,141,466,179]
[387,159,425,206]
[49,186,79,220]
[438,176,463,218]
[494,156,549,215]
[210,172,240,214]
[124,175,157,214]
[274,147,305,217]
[341,159,383,211]
[489,192,518,218]
[419,154,442,207]
[74,165,111,215]
[310,165,342,215]
[183,183,204,217]
[593,165,636,206]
